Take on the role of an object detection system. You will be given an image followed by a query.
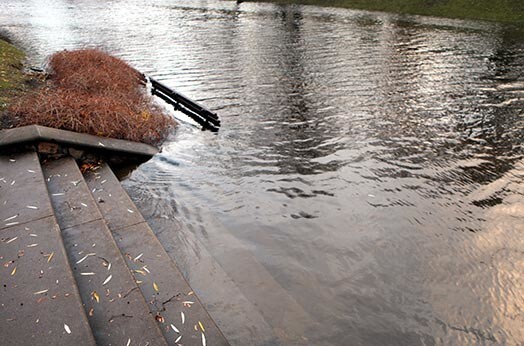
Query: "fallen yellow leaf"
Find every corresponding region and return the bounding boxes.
[92,290,100,303]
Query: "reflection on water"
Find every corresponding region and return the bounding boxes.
[2,1,523,344]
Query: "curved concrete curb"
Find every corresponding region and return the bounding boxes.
[0,125,158,158]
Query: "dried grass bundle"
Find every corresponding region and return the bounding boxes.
[7,49,175,146]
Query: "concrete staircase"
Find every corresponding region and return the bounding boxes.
[1,151,228,346]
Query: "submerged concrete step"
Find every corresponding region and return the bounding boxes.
[0,152,95,346]
[126,179,318,345]
[84,163,229,346]
[124,182,281,345]
[42,157,167,346]
[135,214,280,345]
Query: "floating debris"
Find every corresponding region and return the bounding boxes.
[5,222,20,227]
[126,338,131,346]
[76,253,96,264]
[26,205,38,209]
[51,193,65,196]
[175,335,182,343]
[153,282,159,292]
[127,209,134,214]
[98,142,105,147]
[29,234,37,237]
[27,243,38,248]
[181,312,185,324]
[133,253,143,262]
[4,215,18,222]
[47,252,54,263]
[91,291,100,303]
[170,323,180,333]
[10,267,16,275]
[71,180,81,186]
[102,274,112,286]
[198,321,205,332]
[64,324,71,334]
[101,180,107,184]
[155,314,165,323]
[9,159,16,162]
[80,203,88,207]
[5,237,18,244]
[34,289,49,295]
[27,169,35,173]
[201,332,206,346]
[80,272,95,276]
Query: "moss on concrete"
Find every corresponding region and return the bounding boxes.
[246,0,524,23]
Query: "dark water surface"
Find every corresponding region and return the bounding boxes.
[2,1,523,344]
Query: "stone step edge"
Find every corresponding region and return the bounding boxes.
[42,156,168,346]
[83,162,230,345]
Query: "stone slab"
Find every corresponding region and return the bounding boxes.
[85,163,229,346]
[0,152,54,230]
[43,158,102,229]
[42,157,167,346]
[84,164,144,230]
[0,217,95,346]
[57,220,167,346]
[0,125,158,157]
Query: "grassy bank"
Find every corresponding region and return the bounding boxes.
[0,37,27,113]
[246,0,524,23]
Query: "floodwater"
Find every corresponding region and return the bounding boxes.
[1,1,523,344]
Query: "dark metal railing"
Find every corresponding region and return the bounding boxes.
[141,74,220,132]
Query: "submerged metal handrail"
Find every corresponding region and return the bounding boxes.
[141,74,220,132]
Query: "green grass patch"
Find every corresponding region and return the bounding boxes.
[0,38,27,112]
[246,0,524,23]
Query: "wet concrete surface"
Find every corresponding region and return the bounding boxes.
[85,163,229,346]
[43,157,167,346]
[1,152,95,346]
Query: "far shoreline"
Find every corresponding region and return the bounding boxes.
[244,0,524,24]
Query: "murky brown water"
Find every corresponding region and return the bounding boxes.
[2,1,523,344]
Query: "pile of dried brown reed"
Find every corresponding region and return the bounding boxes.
[6,49,175,146]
